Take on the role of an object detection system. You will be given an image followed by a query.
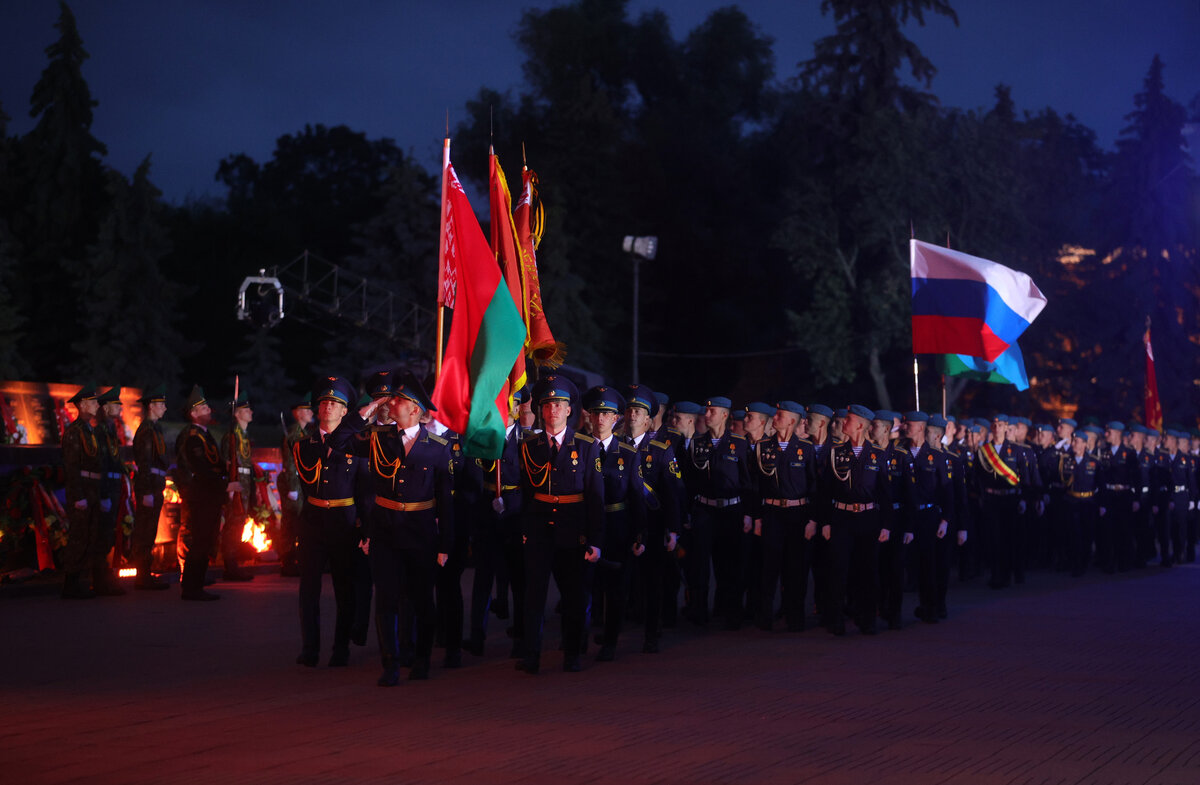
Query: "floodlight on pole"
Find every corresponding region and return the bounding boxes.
[237,268,285,328]
[623,236,658,384]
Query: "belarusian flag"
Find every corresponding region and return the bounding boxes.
[432,147,526,459]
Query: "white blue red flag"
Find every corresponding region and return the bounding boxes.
[910,239,1046,362]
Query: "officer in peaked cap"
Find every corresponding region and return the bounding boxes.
[219,389,257,582]
[61,383,109,599]
[93,387,129,595]
[278,391,317,576]
[512,374,605,674]
[293,376,368,668]
[131,384,172,590]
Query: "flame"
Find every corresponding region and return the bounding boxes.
[118,567,138,578]
[241,517,272,553]
[163,482,181,504]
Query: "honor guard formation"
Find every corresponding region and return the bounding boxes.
[59,376,1200,687]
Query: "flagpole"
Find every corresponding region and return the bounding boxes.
[436,134,450,381]
[913,356,920,411]
[941,373,947,417]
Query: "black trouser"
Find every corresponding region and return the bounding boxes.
[757,505,810,631]
[1161,495,1187,564]
[522,539,586,665]
[1135,495,1156,565]
[933,531,954,614]
[877,508,907,625]
[371,530,437,668]
[222,486,253,571]
[435,526,469,657]
[297,513,360,658]
[1065,497,1097,576]
[1096,493,1130,572]
[826,509,880,633]
[596,548,630,649]
[63,495,103,576]
[913,507,942,615]
[1047,492,1068,571]
[469,520,509,645]
[689,502,745,626]
[132,490,162,574]
[984,493,1020,587]
[178,493,221,594]
[641,529,668,644]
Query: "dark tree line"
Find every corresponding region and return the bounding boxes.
[0,0,1197,426]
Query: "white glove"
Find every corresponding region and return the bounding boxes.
[1036,500,1045,516]
[937,520,948,539]
[1132,501,1140,513]
[742,515,753,533]
[287,490,299,501]
[957,530,968,546]
[492,496,506,515]
[878,528,890,543]
[804,520,817,540]
[74,499,88,510]
[665,532,678,552]
[902,532,914,545]
[142,494,155,507]
[1190,501,1196,511]
[1099,506,1107,517]
[99,499,112,512]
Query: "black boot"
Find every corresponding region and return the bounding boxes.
[377,656,400,687]
[135,559,170,590]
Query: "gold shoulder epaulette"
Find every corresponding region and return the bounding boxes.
[730,432,747,441]
[649,439,668,449]
[427,433,448,446]
[618,441,637,453]
[574,433,595,444]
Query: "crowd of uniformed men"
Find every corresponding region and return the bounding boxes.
[59,374,1200,686]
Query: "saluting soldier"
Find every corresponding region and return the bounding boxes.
[95,386,129,595]
[61,384,114,599]
[750,401,817,632]
[515,375,605,675]
[175,386,238,601]
[1097,421,1140,574]
[582,386,644,662]
[329,372,453,685]
[131,384,171,590]
[218,392,256,582]
[817,404,892,636]
[623,384,681,653]
[293,377,365,668]
[683,396,752,630]
[277,392,315,577]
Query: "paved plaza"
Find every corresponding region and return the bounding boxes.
[3,564,1199,785]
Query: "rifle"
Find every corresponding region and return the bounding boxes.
[224,376,247,550]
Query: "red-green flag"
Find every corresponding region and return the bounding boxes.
[431,151,526,459]
[488,150,528,399]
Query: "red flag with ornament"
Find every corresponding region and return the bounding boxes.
[513,167,564,368]
[1144,320,1163,431]
[488,151,528,398]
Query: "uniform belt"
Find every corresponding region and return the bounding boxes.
[984,488,1019,496]
[697,495,740,508]
[238,467,252,475]
[763,498,808,508]
[605,502,627,513]
[1175,485,1189,493]
[833,502,875,513]
[484,483,520,492]
[150,467,167,477]
[916,503,935,511]
[892,503,902,510]
[307,497,355,508]
[1069,490,1096,499]
[1142,487,1150,494]
[375,497,434,512]
[534,493,583,504]
[1104,484,1130,491]
[80,470,101,480]
[105,472,122,480]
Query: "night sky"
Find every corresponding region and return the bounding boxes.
[2,0,1198,204]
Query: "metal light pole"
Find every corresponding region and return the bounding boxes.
[623,236,657,384]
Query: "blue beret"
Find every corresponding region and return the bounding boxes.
[314,376,356,407]
[654,391,669,407]
[746,402,775,417]
[533,374,578,406]
[675,401,702,415]
[808,404,834,419]
[1036,424,1054,433]
[582,385,625,413]
[928,414,948,429]
[1084,425,1103,436]
[1015,417,1032,427]
[731,409,746,421]
[1059,417,1077,428]
[1129,424,1147,435]
[705,396,732,409]
[847,404,874,421]
[625,383,659,417]
[1105,421,1125,431]
[945,414,957,424]
[835,408,848,418]
[874,409,896,422]
[992,414,1009,424]
[1147,428,1160,437]
[969,421,986,433]
[777,400,805,416]
[903,411,928,423]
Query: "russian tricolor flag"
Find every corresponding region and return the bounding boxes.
[910,240,1046,362]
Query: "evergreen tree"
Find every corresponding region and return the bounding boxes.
[70,160,189,390]
[230,327,294,425]
[0,102,30,379]
[14,1,108,379]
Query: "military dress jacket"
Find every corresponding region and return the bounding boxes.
[630,433,682,537]
[907,442,956,524]
[62,418,102,506]
[596,436,645,549]
[685,430,751,502]
[749,435,817,520]
[173,424,227,501]
[518,427,605,551]
[292,429,366,530]
[132,419,169,497]
[816,440,893,531]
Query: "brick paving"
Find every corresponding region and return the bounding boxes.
[3,564,1199,785]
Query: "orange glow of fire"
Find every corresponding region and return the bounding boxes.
[118,568,138,578]
[241,517,272,553]
[163,484,181,504]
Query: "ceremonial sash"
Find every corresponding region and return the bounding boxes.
[980,442,1020,487]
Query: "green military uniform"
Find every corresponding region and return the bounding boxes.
[219,392,256,581]
[61,384,109,598]
[277,392,314,576]
[94,386,129,595]
[175,385,227,600]
[131,384,171,589]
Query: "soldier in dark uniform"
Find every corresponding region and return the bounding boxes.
[741,401,773,622]
[1146,429,1170,566]
[624,384,681,652]
[1062,431,1101,576]
[515,375,605,674]
[1010,416,1043,583]
[175,386,238,601]
[1159,430,1195,566]
[434,421,471,669]
[683,396,752,630]
[328,372,454,685]
[929,415,968,618]
[817,404,892,636]
[977,414,1029,589]
[218,393,256,582]
[467,388,526,658]
[660,400,701,625]
[61,384,111,599]
[95,386,129,595]
[131,384,171,590]
[582,386,644,662]
[805,404,835,626]
[876,410,912,630]
[277,392,315,577]
[293,377,366,668]
[1097,421,1140,573]
[1184,431,1199,563]
[1130,425,1156,567]
[750,401,817,632]
[908,414,957,623]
